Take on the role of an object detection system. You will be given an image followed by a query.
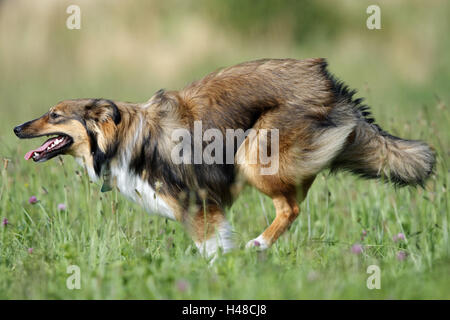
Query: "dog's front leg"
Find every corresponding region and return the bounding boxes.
[184,205,235,261]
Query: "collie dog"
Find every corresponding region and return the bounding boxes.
[14,58,435,258]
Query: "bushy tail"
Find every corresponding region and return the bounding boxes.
[320,60,435,187]
[331,120,435,187]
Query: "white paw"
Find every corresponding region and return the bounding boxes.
[245,235,270,250]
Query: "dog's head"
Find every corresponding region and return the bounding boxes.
[14,99,121,172]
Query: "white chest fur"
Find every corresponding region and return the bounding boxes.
[110,165,175,220]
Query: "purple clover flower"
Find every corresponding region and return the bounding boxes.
[393,232,406,242]
[28,196,38,204]
[351,244,363,254]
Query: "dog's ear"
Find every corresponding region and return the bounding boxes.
[84,99,121,125]
[84,99,121,156]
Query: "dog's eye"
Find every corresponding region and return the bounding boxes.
[50,112,60,119]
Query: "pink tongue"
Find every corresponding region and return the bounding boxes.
[24,138,58,160]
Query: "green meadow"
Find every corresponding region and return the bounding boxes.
[0,0,449,299]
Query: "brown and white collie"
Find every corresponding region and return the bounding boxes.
[14,58,435,259]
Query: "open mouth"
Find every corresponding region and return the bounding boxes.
[24,134,73,162]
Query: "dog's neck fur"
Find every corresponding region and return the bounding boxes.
[83,100,178,220]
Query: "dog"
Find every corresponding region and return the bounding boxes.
[13,58,435,258]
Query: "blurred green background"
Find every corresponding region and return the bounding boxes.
[1,0,449,128]
[0,0,449,299]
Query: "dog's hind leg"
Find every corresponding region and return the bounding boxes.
[244,177,315,250]
[184,205,235,259]
[235,123,317,249]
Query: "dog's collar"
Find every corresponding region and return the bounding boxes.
[101,163,113,193]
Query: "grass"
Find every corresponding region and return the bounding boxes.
[0,0,449,299]
[0,115,449,298]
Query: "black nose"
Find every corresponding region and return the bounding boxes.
[13,125,21,136]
